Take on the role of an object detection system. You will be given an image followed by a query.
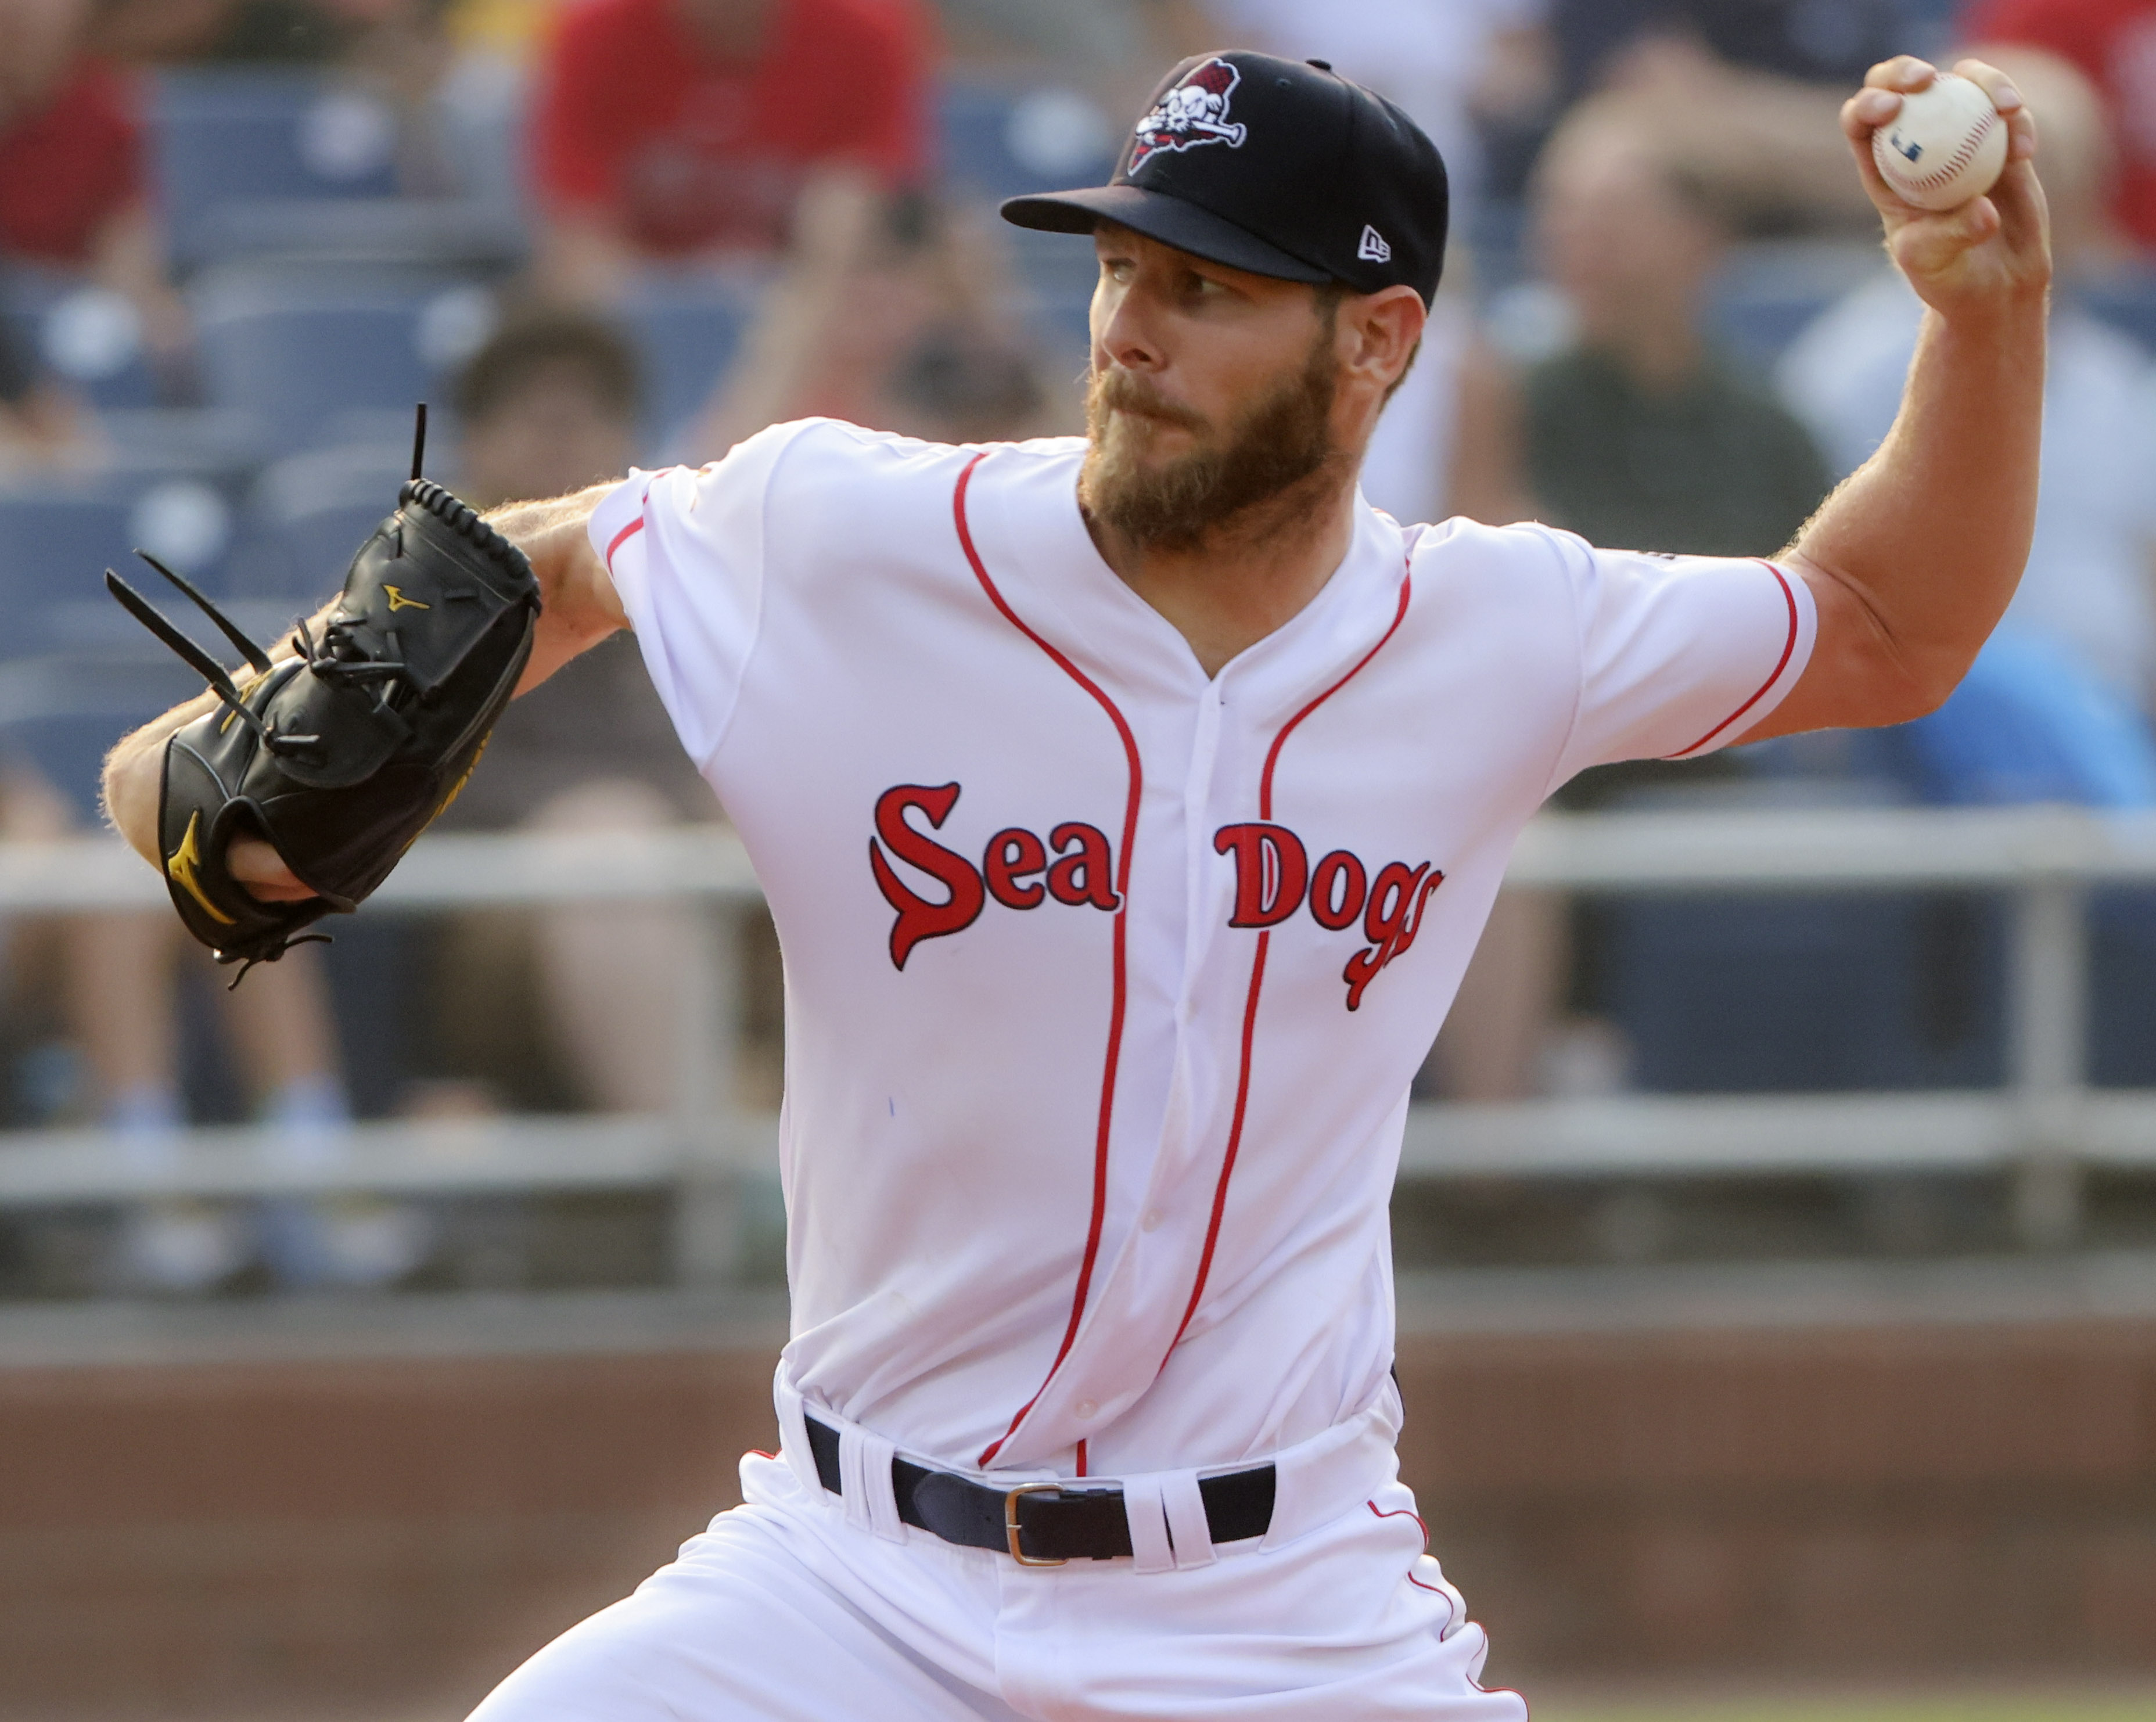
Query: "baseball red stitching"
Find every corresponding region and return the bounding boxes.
[1885,103,1996,195]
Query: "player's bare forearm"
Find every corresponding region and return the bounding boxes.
[486,483,627,692]
[1745,56,2050,742]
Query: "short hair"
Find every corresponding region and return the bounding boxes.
[454,307,642,426]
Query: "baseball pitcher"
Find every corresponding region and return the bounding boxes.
[102,49,2047,1722]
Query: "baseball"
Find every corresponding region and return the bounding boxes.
[1871,71,2010,211]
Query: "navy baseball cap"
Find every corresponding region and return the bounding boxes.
[1001,51,1448,306]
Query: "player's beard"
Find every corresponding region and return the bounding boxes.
[1080,321,1345,553]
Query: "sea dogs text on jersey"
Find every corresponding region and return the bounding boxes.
[868,785,1443,1009]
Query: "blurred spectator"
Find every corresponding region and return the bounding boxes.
[0,314,91,471]
[1523,0,1933,236]
[1551,0,1926,95]
[1778,45,2156,805]
[442,0,555,59]
[531,0,933,303]
[1195,0,1546,236]
[685,172,1061,455]
[1525,98,1830,559]
[0,0,188,365]
[1428,99,1834,1105]
[427,304,721,1115]
[1178,3,1536,530]
[1961,0,2156,254]
[68,913,387,1296]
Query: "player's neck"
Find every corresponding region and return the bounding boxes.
[1083,466,1361,680]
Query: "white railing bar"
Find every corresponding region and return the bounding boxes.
[1504,804,2156,890]
[0,1113,779,1205]
[1400,1092,2021,1177]
[10,1090,2156,1209]
[7,807,2150,1259]
[12,805,2156,917]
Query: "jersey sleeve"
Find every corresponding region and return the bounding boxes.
[588,421,809,771]
[1540,528,1816,792]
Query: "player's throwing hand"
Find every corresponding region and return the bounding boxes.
[1844,56,2050,318]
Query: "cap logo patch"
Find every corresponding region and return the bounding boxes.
[1130,57,1248,171]
[1357,224,1392,264]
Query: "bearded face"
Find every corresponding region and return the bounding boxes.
[1079,303,1346,553]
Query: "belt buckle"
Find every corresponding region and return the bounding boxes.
[1003,1482,1066,1566]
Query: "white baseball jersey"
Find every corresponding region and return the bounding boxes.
[593,419,1813,1482]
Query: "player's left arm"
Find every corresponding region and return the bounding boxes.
[100,484,627,902]
[1739,56,2049,743]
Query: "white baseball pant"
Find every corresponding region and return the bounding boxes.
[466,1400,1528,1721]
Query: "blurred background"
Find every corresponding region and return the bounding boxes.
[2,1,2156,1717]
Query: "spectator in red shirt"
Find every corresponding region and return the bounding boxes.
[532,0,932,301]
[0,0,188,369]
[1964,0,2156,251]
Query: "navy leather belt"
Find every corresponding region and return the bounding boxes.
[804,1413,1275,1566]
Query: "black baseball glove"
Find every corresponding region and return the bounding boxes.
[107,421,541,976]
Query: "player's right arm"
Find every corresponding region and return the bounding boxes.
[1738,55,2050,743]
[100,484,626,899]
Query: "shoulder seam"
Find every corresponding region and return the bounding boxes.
[696,418,823,770]
[1530,525,1590,803]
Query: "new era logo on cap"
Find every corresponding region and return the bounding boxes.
[1357,225,1391,264]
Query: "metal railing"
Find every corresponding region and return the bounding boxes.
[4,806,2155,1277]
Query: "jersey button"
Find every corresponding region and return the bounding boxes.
[1076,1399,1098,1419]
[1141,1209,1163,1232]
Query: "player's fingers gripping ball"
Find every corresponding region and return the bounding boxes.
[107,416,541,976]
[1871,70,2011,210]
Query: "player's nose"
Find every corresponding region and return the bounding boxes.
[1091,278,1166,376]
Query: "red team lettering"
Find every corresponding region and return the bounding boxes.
[868,783,986,969]
[1213,823,1443,1009]
[871,788,1442,1008]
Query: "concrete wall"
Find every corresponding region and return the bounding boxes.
[3,1316,2153,1717]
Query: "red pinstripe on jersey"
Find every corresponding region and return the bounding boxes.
[1665,560,1801,758]
[603,516,645,570]
[951,452,1144,1471]
[1160,570,1414,1366]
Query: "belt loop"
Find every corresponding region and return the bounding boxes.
[774,1372,818,1498]
[1261,1392,1400,1551]
[838,1422,904,1542]
[1118,1473,1175,1574]
[1160,1470,1216,1570]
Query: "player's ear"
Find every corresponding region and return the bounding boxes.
[1342,285,1426,396]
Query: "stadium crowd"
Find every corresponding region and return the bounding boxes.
[2,0,2154,1294]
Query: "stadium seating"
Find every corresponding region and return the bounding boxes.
[0,479,236,645]
[2081,275,2156,354]
[228,444,413,604]
[617,283,759,448]
[152,71,402,266]
[1607,891,2008,1094]
[0,653,206,823]
[0,492,139,640]
[0,273,159,411]
[939,84,1118,204]
[191,269,495,452]
[1706,240,1882,375]
[0,474,247,815]
[2088,888,2156,1086]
